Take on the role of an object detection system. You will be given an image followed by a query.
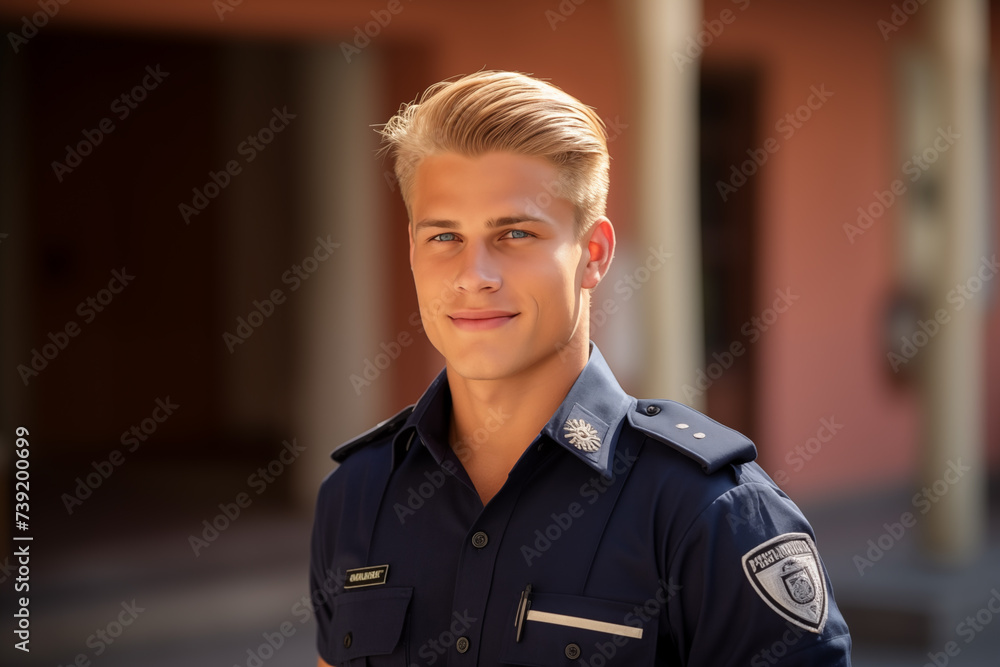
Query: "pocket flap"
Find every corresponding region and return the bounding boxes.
[329,587,413,662]
[501,591,655,666]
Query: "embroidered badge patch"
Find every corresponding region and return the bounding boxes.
[563,418,601,452]
[742,533,828,633]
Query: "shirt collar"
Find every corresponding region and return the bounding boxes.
[391,367,452,468]
[392,342,634,478]
[539,342,635,478]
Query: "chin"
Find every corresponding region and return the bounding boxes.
[446,353,519,382]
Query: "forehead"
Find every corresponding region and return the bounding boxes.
[410,151,570,220]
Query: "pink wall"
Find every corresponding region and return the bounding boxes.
[988,5,1000,469]
[704,0,999,499]
[4,0,996,501]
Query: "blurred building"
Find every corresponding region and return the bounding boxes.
[0,0,998,665]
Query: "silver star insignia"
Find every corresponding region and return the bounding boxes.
[564,418,601,452]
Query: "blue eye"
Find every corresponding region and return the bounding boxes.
[431,232,457,242]
[505,229,532,239]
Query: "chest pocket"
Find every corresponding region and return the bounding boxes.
[500,591,656,667]
[327,587,412,666]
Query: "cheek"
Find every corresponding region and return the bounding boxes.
[527,255,584,316]
[412,261,442,299]
[410,275,436,320]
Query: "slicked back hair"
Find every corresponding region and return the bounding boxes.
[377,70,610,236]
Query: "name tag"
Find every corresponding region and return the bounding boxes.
[344,564,389,589]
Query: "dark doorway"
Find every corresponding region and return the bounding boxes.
[698,68,760,444]
[10,32,301,539]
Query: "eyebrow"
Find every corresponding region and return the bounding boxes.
[413,215,548,233]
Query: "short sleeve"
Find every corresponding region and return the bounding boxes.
[666,479,852,666]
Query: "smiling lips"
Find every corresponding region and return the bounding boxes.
[448,310,518,331]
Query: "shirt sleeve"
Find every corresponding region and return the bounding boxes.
[309,477,340,665]
[665,478,852,666]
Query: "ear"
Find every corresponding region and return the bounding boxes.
[580,217,615,289]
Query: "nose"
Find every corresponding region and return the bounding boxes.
[453,241,501,293]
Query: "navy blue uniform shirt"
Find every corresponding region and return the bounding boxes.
[310,344,852,666]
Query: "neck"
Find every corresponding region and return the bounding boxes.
[445,340,590,501]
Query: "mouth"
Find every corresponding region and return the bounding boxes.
[448,310,518,331]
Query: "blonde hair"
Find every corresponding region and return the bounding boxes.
[377,70,610,234]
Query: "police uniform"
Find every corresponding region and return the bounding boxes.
[310,344,852,666]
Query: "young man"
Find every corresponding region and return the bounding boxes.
[310,71,852,666]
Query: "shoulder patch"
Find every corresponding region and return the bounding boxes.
[742,533,828,634]
[626,400,756,473]
[331,405,415,463]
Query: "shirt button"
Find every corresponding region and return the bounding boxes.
[343,632,352,648]
[645,404,661,416]
[456,636,470,653]
[471,531,489,548]
[565,643,581,659]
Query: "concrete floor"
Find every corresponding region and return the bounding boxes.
[5,483,999,667]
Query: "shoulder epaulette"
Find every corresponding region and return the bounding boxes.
[626,399,756,474]
[331,404,415,463]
